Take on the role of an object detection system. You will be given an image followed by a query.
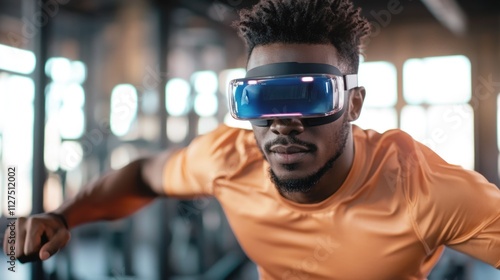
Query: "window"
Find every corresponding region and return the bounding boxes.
[354,55,473,169]
[110,84,138,138]
[0,44,37,216]
[353,61,398,133]
[401,55,473,169]
[497,94,500,177]
[44,57,88,211]
[192,71,219,135]
[165,78,191,142]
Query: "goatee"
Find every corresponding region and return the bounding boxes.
[269,118,350,194]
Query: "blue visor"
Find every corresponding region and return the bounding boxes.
[229,74,344,119]
[227,62,358,126]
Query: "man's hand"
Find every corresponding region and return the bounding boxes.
[3,213,71,263]
[0,152,172,264]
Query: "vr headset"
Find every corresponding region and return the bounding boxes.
[228,62,358,126]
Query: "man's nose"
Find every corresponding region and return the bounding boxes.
[269,118,305,135]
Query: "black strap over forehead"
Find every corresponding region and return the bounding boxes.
[245,62,343,78]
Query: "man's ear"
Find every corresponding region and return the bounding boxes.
[347,86,366,121]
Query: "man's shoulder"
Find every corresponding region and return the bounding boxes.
[353,125,417,151]
[186,124,260,162]
[351,125,429,181]
[192,124,255,148]
[163,124,262,196]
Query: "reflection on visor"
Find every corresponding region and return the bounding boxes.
[229,75,343,120]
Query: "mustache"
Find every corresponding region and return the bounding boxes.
[264,136,317,153]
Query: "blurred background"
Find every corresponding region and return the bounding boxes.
[0,0,499,279]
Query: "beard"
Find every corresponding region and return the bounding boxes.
[268,117,350,194]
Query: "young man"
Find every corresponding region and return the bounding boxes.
[4,0,500,279]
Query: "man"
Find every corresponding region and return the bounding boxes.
[4,0,500,279]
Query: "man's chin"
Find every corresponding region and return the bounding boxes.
[269,169,317,193]
[275,183,314,194]
[270,167,310,179]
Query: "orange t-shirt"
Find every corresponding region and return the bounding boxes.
[163,124,500,280]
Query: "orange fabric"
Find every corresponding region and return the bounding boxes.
[163,124,500,280]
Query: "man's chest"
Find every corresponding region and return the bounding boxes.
[217,186,434,280]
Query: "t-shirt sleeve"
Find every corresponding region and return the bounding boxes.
[407,142,500,267]
[162,125,256,199]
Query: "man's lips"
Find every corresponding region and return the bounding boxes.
[269,145,310,154]
[269,145,312,164]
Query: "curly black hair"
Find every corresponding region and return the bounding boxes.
[233,0,371,74]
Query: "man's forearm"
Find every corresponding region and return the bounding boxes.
[53,158,159,228]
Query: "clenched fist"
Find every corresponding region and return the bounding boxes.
[3,213,71,263]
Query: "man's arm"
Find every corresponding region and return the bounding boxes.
[446,213,500,269]
[3,149,176,261]
[58,149,174,228]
